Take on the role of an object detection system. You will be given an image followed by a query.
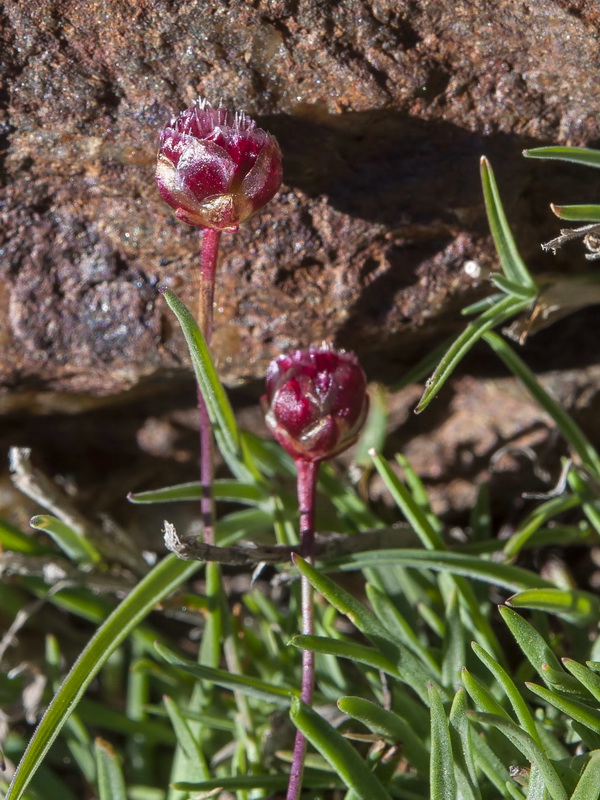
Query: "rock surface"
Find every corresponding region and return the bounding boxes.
[2,0,600,397]
[2,0,600,519]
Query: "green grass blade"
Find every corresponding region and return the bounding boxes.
[551,204,600,222]
[396,453,444,536]
[480,156,537,288]
[290,698,393,800]
[128,480,267,505]
[290,634,400,676]
[155,642,296,703]
[370,451,444,549]
[162,695,209,780]
[490,274,538,298]
[415,294,532,413]
[483,332,600,480]
[507,588,600,624]
[441,590,465,685]
[95,739,127,800]
[366,584,441,677]
[461,293,506,316]
[449,689,482,800]
[324,548,553,592]
[469,712,568,800]
[174,774,341,792]
[337,696,429,775]
[563,659,600,704]
[524,146,600,169]
[4,555,200,800]
[569,750,600,800]
[502,493,581,559]
[471,642,540,745]
[29,515,102,567]
[160,287,240,458]
[499,606,563,677]
[293,555,437,701]
[525,683,600,734]
[429,684,458,800]
[461,667,511,719]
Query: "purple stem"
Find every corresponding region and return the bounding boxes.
[197,227,221,545]
[286,458,319,800]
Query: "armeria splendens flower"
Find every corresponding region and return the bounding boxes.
[262,345,369,464]
[155,99,283,232]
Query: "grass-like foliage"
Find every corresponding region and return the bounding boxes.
[2,152,600,800]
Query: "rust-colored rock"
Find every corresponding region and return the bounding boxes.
[2,0,600,399]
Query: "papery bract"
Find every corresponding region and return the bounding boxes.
[156,99,283,232]
[262,345,369,464]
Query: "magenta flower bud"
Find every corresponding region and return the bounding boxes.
[155,99,283,232]
[262,346,369,464]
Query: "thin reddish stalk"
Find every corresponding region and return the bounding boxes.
[286,458,319,800]
[197,227,221,545]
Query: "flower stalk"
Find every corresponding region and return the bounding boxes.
[262,345,368,799]
[155,99,282,543]
[197,227,221,544]
[286,458,318,800]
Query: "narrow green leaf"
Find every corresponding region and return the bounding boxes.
[160,287,240,458]
[162,695,209,779]
[524,146,600,169]
[441,590,465,686]
[290,634,399,677]
[490,273,537,298]
[484,332,600,480]
[468,712,568,800]
[415,294,532,413]
[95,739,126,800]
[462,667,511,719]
[503,493,581,558]
[293,555,437,701]
[4,555,201,800]
[507,588,600,624]
[396,453,444,536]
[563,659,600,704]
[567,468,600,538]
[293,555,395,642]
[325,548,552,593]
[539,663,589,696]
[461,293,505,316]
[128,480,267,505]
[29,515,101,566]
[569,750,600,800]
[390,338,453,392]
[449,689,482,800]
[366,584,441,677]
[290,698,393,800]
[370,451,444,549]
[480,157,537,288]
[429,684,458,800]
[526,683,600,734]
[174,774,340,792]
[155,642,296,704]
[471,642,541,745]
[337,696,429,775]
[500,606,563,677]
[551,204,600,222]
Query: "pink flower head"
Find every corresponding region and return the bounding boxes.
[155,99,283,232]
[262,345,369,464]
